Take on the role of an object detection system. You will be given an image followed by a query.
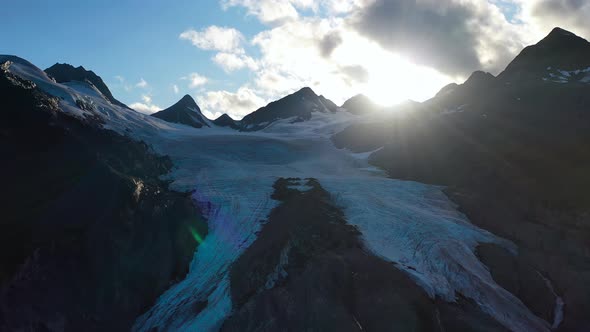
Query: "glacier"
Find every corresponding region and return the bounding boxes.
[2,56,552,332]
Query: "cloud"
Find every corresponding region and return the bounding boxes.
[221,0,305,24]
[173,84,179,94]
[350,0,530,77]
[183,72,208,88]
[197,86,266,120]
[519,0,590,40]
[194,0,590,115]
[339,64,369,84]
[213,52,259,72]
[180,26,245,52]
[319,31,343,57]
[136,78,149,88]
[130,94,161,114]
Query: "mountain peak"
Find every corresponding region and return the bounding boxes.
[241,87,337,129]
[498,27,590,81]
[546,27,577,39]
[45,63,129,109]
[151,95,209,128]
[177,94,199,108]
[341,94,379,114]
[213,113,240,129]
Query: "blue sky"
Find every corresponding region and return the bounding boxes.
[1,0,261,112]
[1,1,587,119]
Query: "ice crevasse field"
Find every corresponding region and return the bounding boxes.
[3,56,552,332]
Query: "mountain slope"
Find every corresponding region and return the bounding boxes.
[498,27,590,83]
[241,87,339,130]
[45,63,130,109]
[0,57,206,331]
[334,27,590,331]
[151,94,210,128]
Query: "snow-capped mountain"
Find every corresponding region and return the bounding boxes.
[152,94,211,128]
[240,87,341,130]
[2,26,590,332]
[45,63,130,109]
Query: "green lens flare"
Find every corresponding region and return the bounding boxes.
[189,226,204,245]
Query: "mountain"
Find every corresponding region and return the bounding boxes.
[498,27,590,83]
[240,87,340,130]
[341,94,380,114]
[151,94,210,128]
[1,56,206,331]
[213,113,240,129]
[334,27,590,331]
[4,26,590,332]
[45,63,129,109]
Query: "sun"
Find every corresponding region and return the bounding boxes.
[333,34,454,106]
[365,53,454,106]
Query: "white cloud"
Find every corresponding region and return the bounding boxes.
[183,72,209,88]
[173,84,179,94]
[192,0,590,117]
[516,0,590,40]
[197,86,266,120]
[141,94,152,104]
[221,0,302,24]
[129,94,161,114]
[130,94,161,114]
[213,52,259,72]
[180,25,245,53]
[136,78,149,88]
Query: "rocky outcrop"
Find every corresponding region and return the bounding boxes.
[0,63,207,331]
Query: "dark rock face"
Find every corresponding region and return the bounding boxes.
[45,63,129,109]
[341,94,380,114]
[0,64,206,331]
[241,87,339,130]
[498,27,590,82]
[222,178,509,332]
[332,28,590,331]
[213,113,240,129]
[151,94,210,128]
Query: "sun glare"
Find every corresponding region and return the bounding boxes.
[332,33,455,106]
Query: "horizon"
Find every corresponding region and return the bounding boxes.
[1,1,589,120]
